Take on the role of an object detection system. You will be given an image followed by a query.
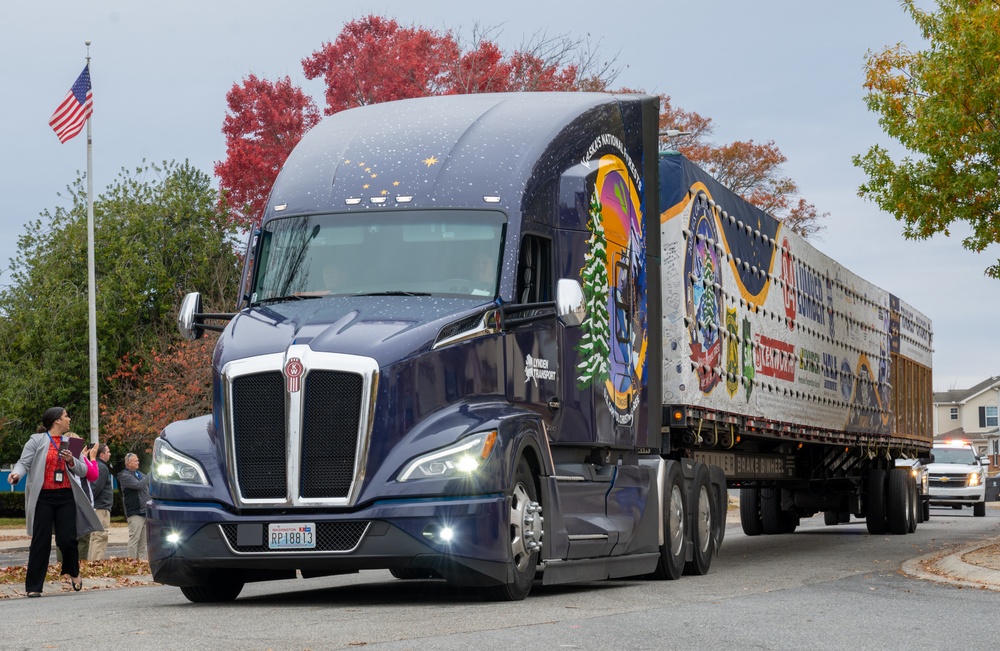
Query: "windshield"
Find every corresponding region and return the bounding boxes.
[930,447,978,465]
[251,211,506,303]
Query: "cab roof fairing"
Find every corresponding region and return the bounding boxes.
[260,92,646,230]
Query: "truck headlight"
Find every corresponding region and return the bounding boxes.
[968,472,982,487]
[152,439,209,486]
[398,431,498,482]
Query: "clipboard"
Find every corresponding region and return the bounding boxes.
[64,436,86,458]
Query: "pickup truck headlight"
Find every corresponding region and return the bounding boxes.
[968,472,982,487]
[152,439,209,486]
[398,431,498,482]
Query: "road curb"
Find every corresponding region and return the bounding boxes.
[900,539,1000,591]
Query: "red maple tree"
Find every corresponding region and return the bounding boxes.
[215,75,320,226]
[101,335,218,453]
[655,94,827,238]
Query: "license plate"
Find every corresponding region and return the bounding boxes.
[268,523,316,549]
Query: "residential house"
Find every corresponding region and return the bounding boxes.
[932,376,1000,468]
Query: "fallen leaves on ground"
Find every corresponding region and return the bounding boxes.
[0,557,150,585]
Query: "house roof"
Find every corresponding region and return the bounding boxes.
[933,376,1000,405]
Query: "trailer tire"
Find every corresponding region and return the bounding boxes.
[482,457,540,601]
[760,488,784,535]
[652,461,686,580]
[179,572,245,603]
[906,474,919,533]
[865,469,888,535]
[974,501,986,517]
[887,468,910,535]
[684,464,716,576]
[740,487,763,536]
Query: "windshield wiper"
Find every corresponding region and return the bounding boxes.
[256,293,325,306]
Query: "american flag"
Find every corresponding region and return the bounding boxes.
[49,65,93,143]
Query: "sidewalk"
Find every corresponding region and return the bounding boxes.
[0,523,130,552]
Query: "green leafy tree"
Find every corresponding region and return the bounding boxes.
[854,0,1000,277]
[0,161,240,461]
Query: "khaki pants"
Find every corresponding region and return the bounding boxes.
[126,514,147,560]
[89,509,111,560]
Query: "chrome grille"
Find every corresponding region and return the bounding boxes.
[232,372,287,500]
[301,371,364,498]
[224,350,378,508]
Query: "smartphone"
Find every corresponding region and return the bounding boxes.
[59,440,69,452]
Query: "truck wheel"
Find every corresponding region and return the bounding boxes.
[740,487,763,536]
[887,468,910,535]
[482,458,541,601]
[865,469,888,535]
[760,488,783,535]
[652,461,686,580]
[974,501,986,517]
[179,572,245,603]
[906,474,918,533]
[684,464,716,576]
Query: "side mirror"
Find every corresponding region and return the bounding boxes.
[177,292,204,341]
[555,279,586,327]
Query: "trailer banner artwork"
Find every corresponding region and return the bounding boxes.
[575,150,648,426]
[684,189,723,394]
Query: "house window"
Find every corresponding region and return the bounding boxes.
[988,406,998,427]
[949,407,958,420]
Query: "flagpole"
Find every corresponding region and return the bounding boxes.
[85,40,99,446]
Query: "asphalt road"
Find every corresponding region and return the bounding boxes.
[2,508,997,651]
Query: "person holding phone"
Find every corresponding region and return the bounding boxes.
[7,407,102,598]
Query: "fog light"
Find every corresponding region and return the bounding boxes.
[422,524,456,544]
[165,532,182,545]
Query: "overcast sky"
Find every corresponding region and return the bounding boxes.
[1,1,994,392]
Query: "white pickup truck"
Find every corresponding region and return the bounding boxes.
[926,440,988,517]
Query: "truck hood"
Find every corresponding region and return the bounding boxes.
[216,296,492,368]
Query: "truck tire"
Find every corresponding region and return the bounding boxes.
[887,468,910,535]
[865,469,888,535]
[906,474,918,533]
[823,510,840,526]
[179,572,245,603]
[652,460,686,580]
[740,487,763,536]
[684,464,716,576]
[974,501,986,517]
[760,488,784,535]
[482,457,541,601]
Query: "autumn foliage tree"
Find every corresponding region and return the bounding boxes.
[217,15,824,238]
[101,335,218,453]
[217,16,617,229]
[215,75,320,226]
[855,0,1000,277]
[656,94,827,239]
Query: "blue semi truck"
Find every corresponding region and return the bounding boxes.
[148,93,934,602]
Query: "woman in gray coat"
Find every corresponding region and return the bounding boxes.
[7,407,102,597]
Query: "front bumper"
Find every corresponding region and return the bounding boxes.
[927,486,985,506]
[147,494,510,587]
